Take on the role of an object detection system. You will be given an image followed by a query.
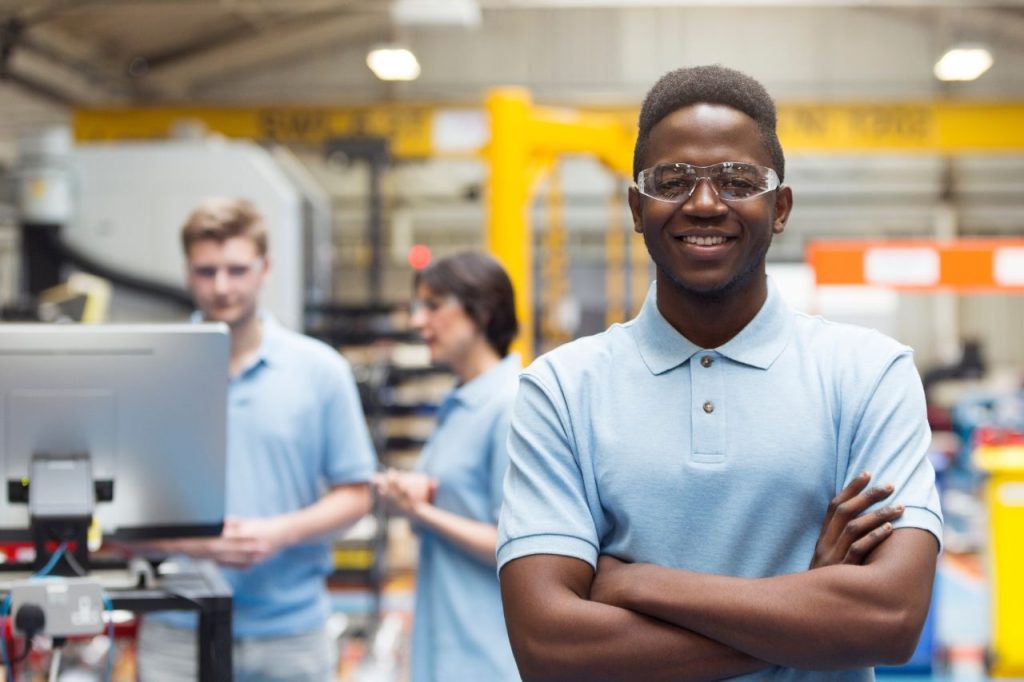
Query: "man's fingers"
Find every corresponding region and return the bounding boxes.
[823,471,871,527]
[840,504,904,543]
[834,471,872,505]
[831,484,895,525]
[844,522,894,563]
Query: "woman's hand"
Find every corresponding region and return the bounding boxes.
[373,468,438,519]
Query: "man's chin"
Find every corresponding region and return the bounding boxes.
[202,310,241,326]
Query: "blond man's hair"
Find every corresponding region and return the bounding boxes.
[180,198,268,256]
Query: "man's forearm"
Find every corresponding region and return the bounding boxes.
[601,531,938,670]
[280,483,372,545]
[514,596,766,682]
[501,556,769,682]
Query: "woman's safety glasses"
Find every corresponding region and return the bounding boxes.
[636,161,780,204]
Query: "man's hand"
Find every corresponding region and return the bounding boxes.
[210,516,291,569]
[810,471,904,569]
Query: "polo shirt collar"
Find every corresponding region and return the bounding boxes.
[450,352,522,410]
[191,309,284,372]
[631,279,792,374]
[250,311,285,369]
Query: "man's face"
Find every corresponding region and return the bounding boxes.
[185,236,269,328]
[629,103,792,299]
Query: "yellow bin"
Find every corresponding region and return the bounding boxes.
[975,444,1024,677]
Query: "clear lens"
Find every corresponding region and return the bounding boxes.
[410,294,459,316]
[637,162,779,203]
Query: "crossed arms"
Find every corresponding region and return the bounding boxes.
[500,476,939,682]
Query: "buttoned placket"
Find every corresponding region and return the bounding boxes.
[691,351,726,463]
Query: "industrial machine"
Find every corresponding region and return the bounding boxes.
[14,127,333,330]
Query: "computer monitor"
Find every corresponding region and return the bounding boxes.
[0,324,228,545]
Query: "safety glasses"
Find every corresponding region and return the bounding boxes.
[636,161,780,204]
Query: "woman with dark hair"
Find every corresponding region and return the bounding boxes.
[375,250,521,682]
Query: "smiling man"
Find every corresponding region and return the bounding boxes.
[497,65,942,681]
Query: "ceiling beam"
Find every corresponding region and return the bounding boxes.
[137,0,375,71]
[20,25,138,96]
[139,12,391,99]
[1,47,111,105]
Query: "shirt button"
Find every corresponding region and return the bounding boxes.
[703,401,715,414]
[701,356,713,368]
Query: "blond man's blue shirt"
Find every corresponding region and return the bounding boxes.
[498,281,942,681]
[155,313,377,638]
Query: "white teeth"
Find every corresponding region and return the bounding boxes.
[680,235,729,246]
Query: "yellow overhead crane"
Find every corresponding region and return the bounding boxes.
[74,100,1024,154]
[74,98,1024,359]
[483,88,634,359]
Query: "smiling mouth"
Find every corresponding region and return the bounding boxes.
[675,235,734,246]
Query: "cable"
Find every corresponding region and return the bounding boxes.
[34,541,70,578]
[0,540,77,680]
[9,640,33,665]
[47,646,61,682]
[62,549,87,578]
[0,595,13,682]
[102,594,114,682]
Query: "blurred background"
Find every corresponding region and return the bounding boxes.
[0,1,1022,680]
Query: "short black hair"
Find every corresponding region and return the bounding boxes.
[415,250,519,357]
[633,64,785,182]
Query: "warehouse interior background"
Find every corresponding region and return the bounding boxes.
[0,0,1022,680]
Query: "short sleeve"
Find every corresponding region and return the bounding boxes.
[322,356,377,485]
[497,372,600,571]
[845,352,943,550]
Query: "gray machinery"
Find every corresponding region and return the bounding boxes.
[14,127,333,330]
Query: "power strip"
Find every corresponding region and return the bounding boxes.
[9,578,105,637]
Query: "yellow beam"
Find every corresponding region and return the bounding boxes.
[485,89,537,362]
[73,105,440,157]
[777,102,1024,153]
[75,101,1024,160]
[525,106,634,176]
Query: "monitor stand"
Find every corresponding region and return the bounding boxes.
[27,453,94,575]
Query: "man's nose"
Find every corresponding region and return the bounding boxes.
[213,268,231,292]
[681,177,726,216]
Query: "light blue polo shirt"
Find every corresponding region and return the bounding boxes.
[412,353,521,682]
[155,313,377,638]
[497,282,942,681]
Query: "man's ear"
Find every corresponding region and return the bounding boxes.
[773,185,793,235]
[628,185,643,234]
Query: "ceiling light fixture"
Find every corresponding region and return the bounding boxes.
[366,45,422,82]
[934,44,993,82]
[391,0,481,28]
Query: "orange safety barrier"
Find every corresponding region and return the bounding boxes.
[806,239,1024,292]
